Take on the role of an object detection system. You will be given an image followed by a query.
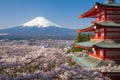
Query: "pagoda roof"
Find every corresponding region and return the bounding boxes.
[95,21,120,27]
[72,56,114,67]
[95,40,120,49]
[79,2,120,18]
[98,2,120,7]
[75,40,101,48]
[77,26,94,32]
[78,21,120,32]
[76,40,120,49]
[72,56,102,67]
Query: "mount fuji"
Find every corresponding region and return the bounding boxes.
[0,17,77,40]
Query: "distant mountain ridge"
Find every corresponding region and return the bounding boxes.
[0,17,77,40]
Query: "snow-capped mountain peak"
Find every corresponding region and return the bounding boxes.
[22,17,62,28]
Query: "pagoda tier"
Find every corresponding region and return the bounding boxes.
[80,2,120,23]
[76,22,120,60]
[75,40,120,60]
[78,22,120,40]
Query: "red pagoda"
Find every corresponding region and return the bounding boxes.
[75,0,120,60]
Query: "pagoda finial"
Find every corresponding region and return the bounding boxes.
[105,0,116,4]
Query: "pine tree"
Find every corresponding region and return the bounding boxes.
[86,34,90,41]
[76,32,82,42]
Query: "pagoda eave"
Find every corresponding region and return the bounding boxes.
[94,45,120,49]
[75,40,102,48]
[79,9,98,18]
[76,40,120,49]
[78,21,120,33]
[95,22,120,28]
[79,2,120,18]
[97,2,120,8]
[74,45,92,50]
[79,2,99,18]
[77,26,94,33]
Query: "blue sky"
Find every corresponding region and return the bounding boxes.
[0,0,120,29]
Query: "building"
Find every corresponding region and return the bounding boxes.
[75,0,120,60]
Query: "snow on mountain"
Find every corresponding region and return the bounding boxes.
[22,17,62,28]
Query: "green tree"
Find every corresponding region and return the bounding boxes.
[76,33,82,42]
[86,34,90,41]
[83,33,90,41]
[71,33,90,52]
[71,46,82,52]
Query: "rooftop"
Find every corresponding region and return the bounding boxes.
[95,40,120,49]
[76,40,120,49]
[96,21,120,27]
[75,40,101,48]
[103,0,120,7]
[78,21,120,32]
[79,1,120,18]
[72,56,115,67]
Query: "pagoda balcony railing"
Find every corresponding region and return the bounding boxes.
[90,35,104,40]
[89,52,104,60]
[90,35,95,39]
